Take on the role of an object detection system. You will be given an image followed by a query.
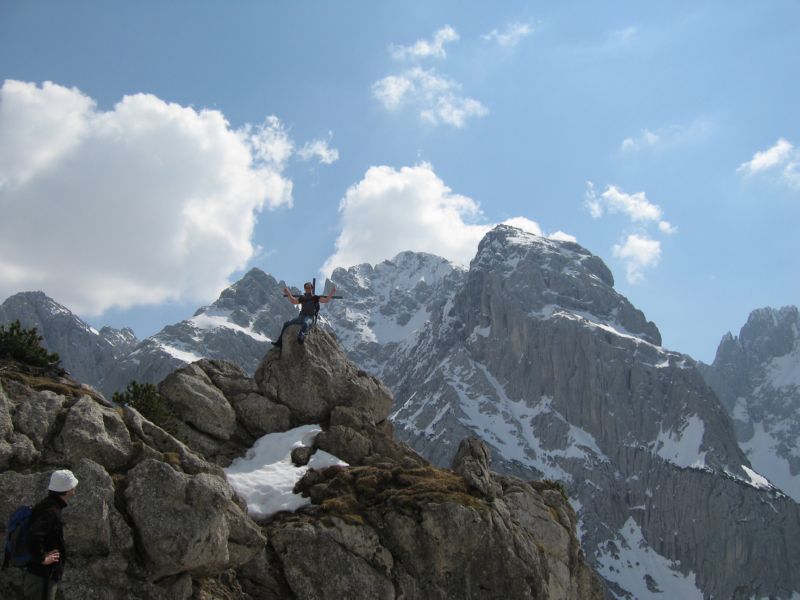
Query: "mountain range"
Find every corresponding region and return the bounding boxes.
[2,224,798,599]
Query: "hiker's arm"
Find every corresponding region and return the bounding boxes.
[283,287,299,305]
[27,511,57,565]
[320,286,336,304]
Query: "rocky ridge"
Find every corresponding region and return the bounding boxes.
[699,306,800,502]
[0,322,602,599]
[0,291,137,389]
[382,226,800,599]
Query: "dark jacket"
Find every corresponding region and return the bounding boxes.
[298,293,320,317]
[26,492,67,581]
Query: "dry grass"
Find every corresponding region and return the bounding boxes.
[309,464,489,525]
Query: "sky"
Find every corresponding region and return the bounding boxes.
[0,1,798,363]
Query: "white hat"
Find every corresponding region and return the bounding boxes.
[48,469,79,493]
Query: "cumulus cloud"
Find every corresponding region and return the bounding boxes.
[481,22,534,47]
[372,67,487,128]
[603,186,662,222]
[585,181,675,283]
[375,26,487,129]
[390,25,459,61]
[297,134,339,165]
[613,234,661,283]
[737,138,800,189]
[321,164,569,275]
[0,80,330,314]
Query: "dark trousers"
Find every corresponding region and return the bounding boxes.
[274,315,313,346]
[22,572,57,600]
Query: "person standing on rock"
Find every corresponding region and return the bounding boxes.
[272,282,337,347]
[23,469,78,600]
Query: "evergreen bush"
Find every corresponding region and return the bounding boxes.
[113,381,177,434]
[0,320,60,367]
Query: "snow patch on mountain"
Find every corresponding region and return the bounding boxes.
[596,517,704,600]
[740,422,796,499]
[189,311,270,342]
[224,425,347,519]
[158,343,204,364]
[651,415,707,469]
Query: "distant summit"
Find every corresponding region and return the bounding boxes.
[699,305,800,501]
[0,291,137,387]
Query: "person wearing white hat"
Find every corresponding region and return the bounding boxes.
[23,469,78,600]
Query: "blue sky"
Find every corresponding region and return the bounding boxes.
[1,1,798,363]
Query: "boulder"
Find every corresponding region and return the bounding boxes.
[255,327,393,425]
[56,396,134,471]
[159,364,236,441]
[124,459,264,579]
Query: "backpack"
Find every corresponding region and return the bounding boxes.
[2,505,33,569]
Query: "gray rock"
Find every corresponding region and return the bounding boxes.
[451,437,502,500]
[255,327,393,425]
[124,459,264,579]
[57,396,134,471]
[159,364,236,441]
[699,306,800,501]
[289,461,603,600]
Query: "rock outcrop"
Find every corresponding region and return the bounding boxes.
[0,321,603,599]
[0,358,264,599]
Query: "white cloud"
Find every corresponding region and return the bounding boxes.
[737,138,800,190]
[584,181,604,218]
[585,182,674,283]
[390,25,459,61]
[297,135,339,165]
[602,185,662,222]
[621,129,660,152]
[658,220,678,235]
[613,234,661,283]
[738,138,793,175]
[501,216,543,236]
[321,164,568,275]
[0,80,326,314]
[548,230,578,243]
[373,67,487,128]
[620,119,712,153]
[482,22,534,47]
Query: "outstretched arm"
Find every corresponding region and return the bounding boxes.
[283,287,300,305]
[319,286,337,304]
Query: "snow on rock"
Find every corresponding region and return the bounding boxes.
[596,517,704,600]
[224,424,347,519]
[652,415,708,469]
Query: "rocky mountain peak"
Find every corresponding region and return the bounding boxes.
[738,305,799,362]
[700,305,800,503]
[465,225,660,346]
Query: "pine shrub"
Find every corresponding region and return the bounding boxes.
[0,320,60,367]
[113,381,177,434]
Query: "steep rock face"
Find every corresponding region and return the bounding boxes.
[0,291,136,390]
[386,225,800,599]
[699,306,800,501]
[0,359,264,600]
